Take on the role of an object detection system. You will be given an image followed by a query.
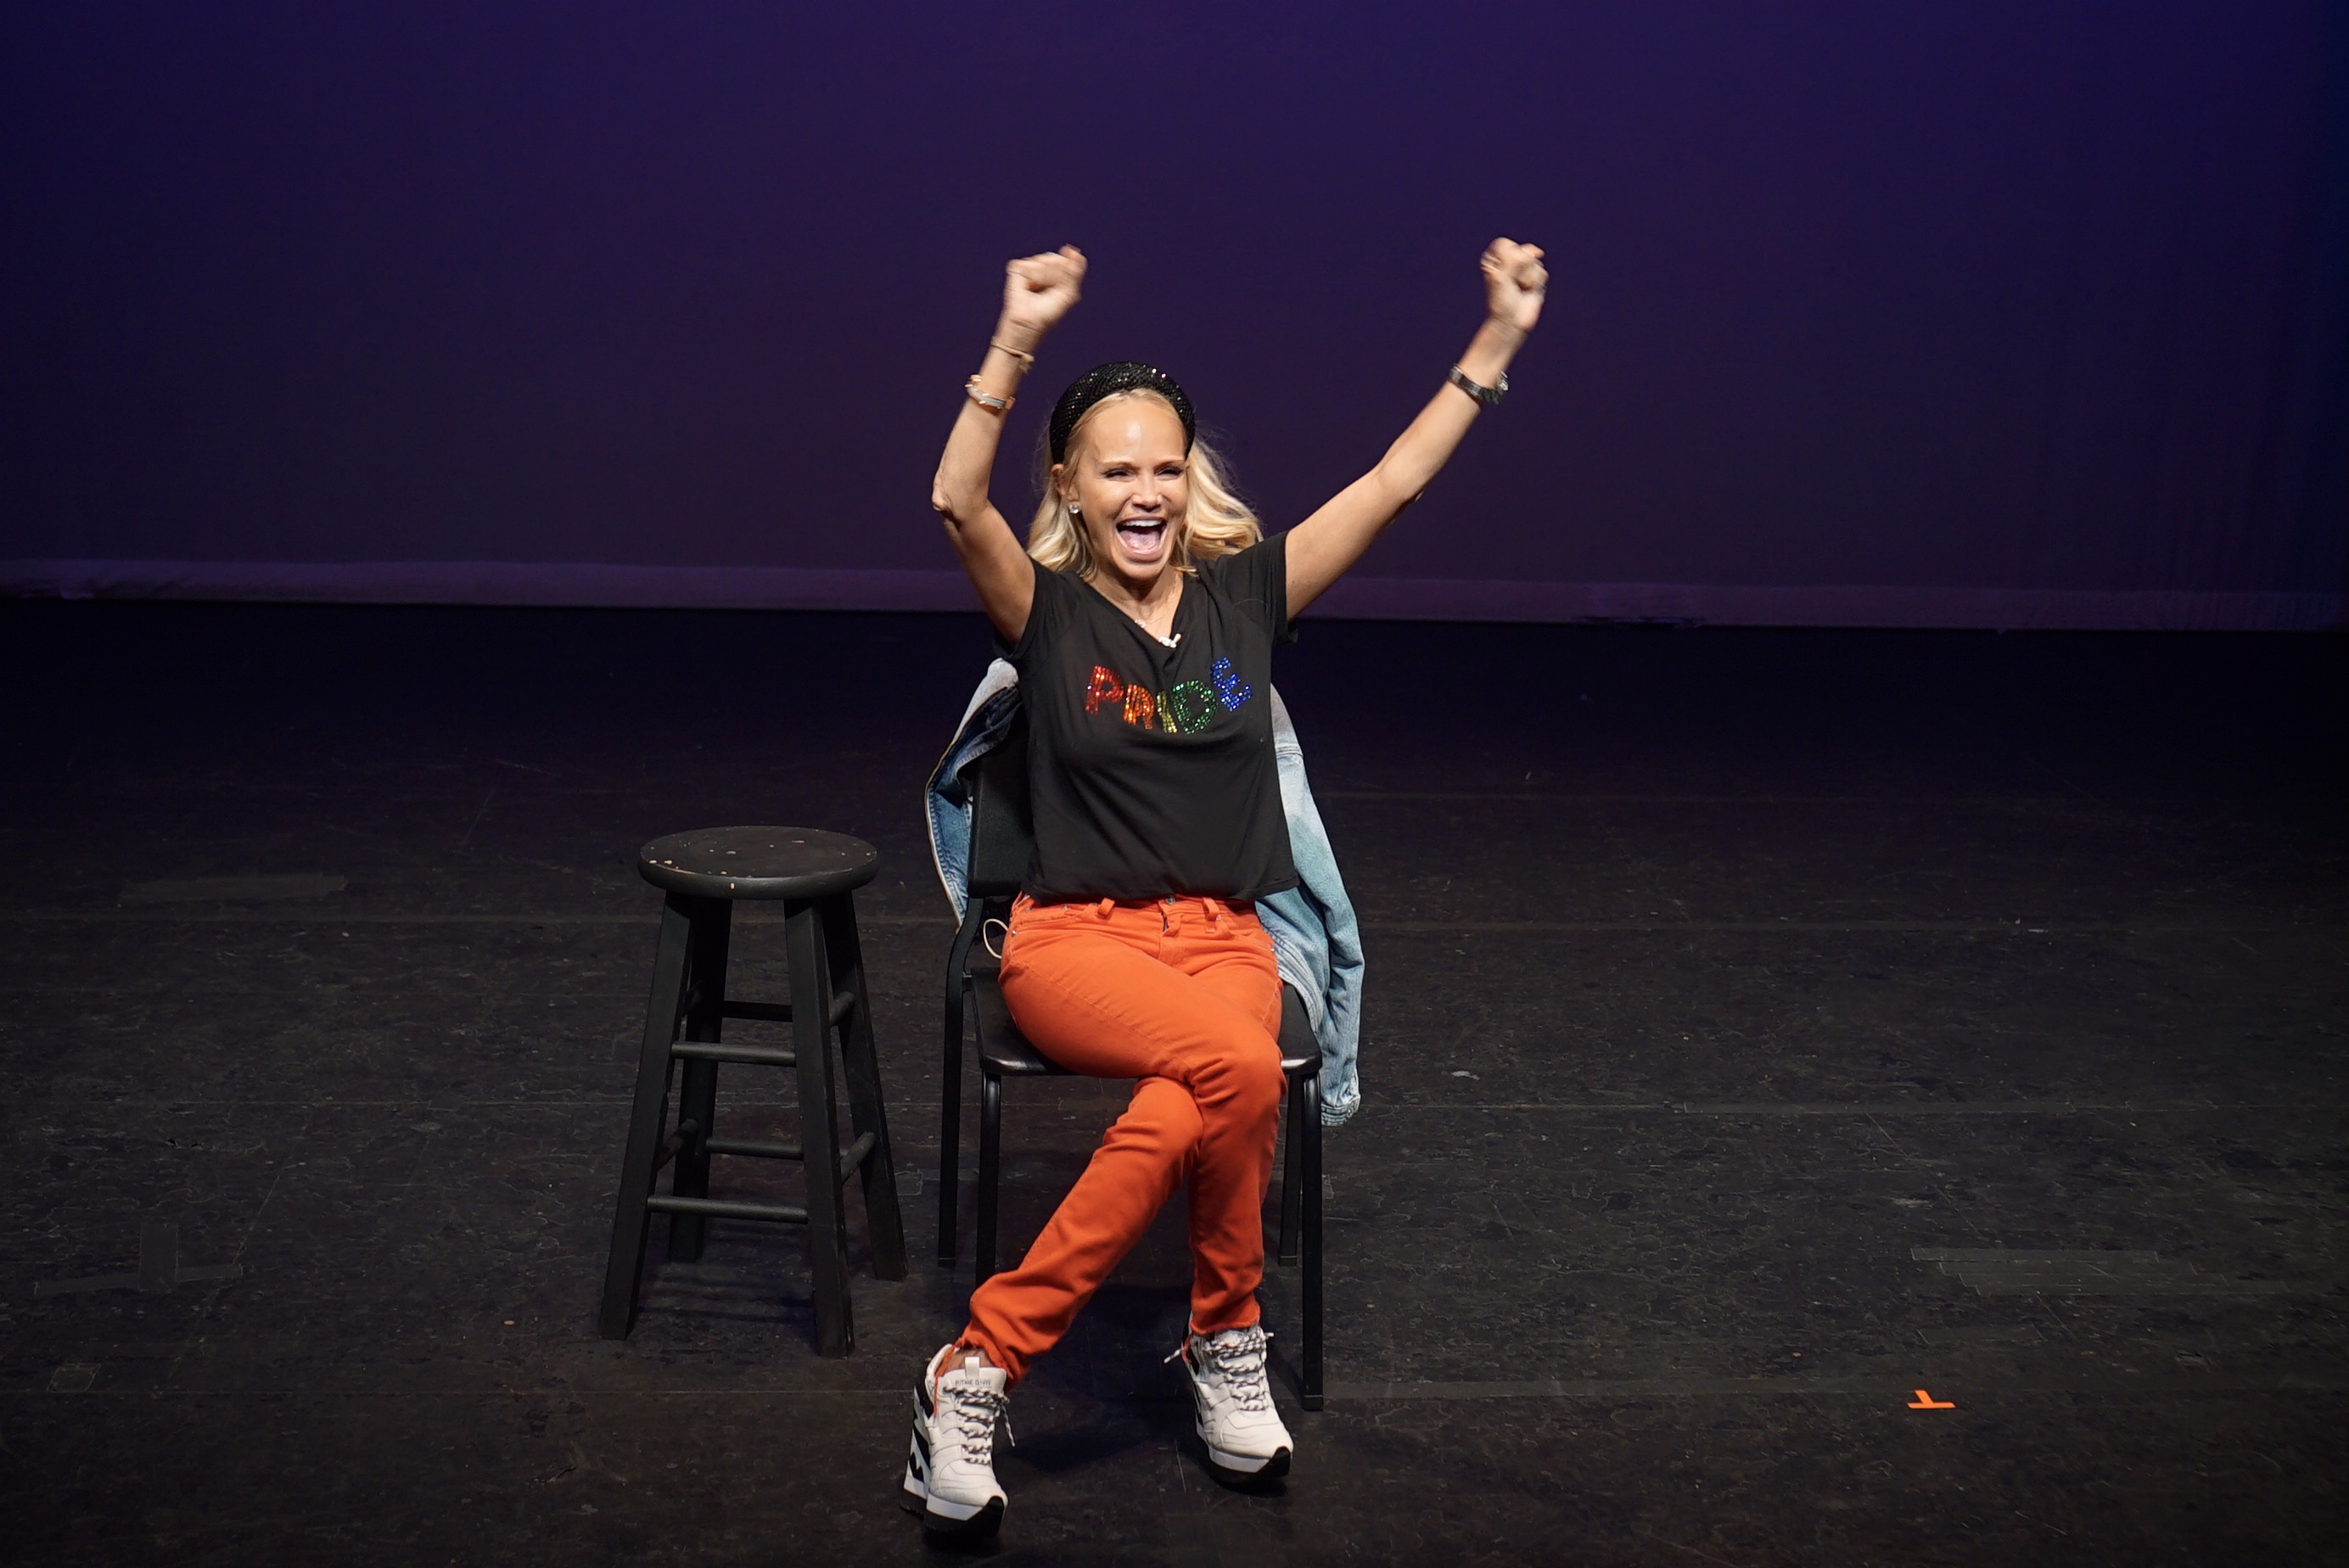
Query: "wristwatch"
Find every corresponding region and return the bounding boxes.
[1447,365,1508,406]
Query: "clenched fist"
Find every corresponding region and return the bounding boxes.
[999,245,1087,344]
[1480,238,1547,335]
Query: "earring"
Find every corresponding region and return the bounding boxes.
[1069,501,1082,515]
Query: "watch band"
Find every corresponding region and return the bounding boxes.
[1447,365,1508,406]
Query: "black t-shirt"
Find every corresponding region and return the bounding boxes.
[1008,535,1299,904]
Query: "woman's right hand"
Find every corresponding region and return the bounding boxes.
[998,245,1086,345]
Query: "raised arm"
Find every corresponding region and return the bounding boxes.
[1283,238,1548,618]
[931,245,1087,643]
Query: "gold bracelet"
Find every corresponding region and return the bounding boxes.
[988,339,1036,370]
[964,375,1014,414]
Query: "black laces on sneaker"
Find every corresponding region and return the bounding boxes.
[1172,1327,1275,1414]
[939,1379,1011,1458]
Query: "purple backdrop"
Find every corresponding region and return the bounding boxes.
[4,3,2344,626]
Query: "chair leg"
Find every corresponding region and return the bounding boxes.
[788,898,853,1356]
[824,893,905,1281]
[1277,1071,1305,1267]
[599,894,693,1338]
[939,989,965,1265]
[939,910,980,1265]
[975,1069,1003,1284]
[1300,1072,1324,1412]
[664,899,732,1263]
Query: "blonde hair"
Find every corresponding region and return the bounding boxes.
[1026,390,1261,577]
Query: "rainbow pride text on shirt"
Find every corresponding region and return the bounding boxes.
[1085,658,1254,734]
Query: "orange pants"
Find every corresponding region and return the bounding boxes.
[957,893,1286,1386]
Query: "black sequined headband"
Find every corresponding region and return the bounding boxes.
[1047,361,1196,464]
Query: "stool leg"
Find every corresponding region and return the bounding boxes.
[788,898,853,1355]
[1277,1072,1304,1267]
[1300,1072,1324,1412]
[823,892,905,1281]
[975,1069,1003,1284]
[599,893,694,1338]
[665,899,732,1263]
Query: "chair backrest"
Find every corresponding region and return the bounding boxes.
[962,709,1033,903]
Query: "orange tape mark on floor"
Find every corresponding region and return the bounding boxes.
[1908,1388,1956,1409]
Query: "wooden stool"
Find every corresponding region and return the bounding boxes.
[599,826,905,1354]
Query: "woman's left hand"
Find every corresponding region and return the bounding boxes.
[1481,238,1547,334]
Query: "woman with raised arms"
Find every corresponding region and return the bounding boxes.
[905,237,1546,1540]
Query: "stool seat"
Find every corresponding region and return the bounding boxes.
[638,826,878,901]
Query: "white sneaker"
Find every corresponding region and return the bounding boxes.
[902,1344,1009,1537]
[1175,1324,1293,1479]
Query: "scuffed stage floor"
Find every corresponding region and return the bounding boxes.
[1,602,2341,1565]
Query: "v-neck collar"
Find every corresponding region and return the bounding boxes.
[1081,571,1189,649]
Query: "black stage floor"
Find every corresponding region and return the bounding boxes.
[2,601,2343,1565]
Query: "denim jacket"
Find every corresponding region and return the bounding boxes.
[925,659,1364,1125]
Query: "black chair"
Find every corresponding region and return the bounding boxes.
[601,826,906,1355]
[935,716,1326,1408]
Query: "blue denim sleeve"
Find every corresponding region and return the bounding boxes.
[1261,687,1365,1126]
[925,662,1023,918]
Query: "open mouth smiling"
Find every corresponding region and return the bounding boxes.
[1114,518,1168,558]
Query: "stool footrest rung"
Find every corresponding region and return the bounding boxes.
[644,1195,808,1224]
[704,1135,802,1161]
[838,1131,876,1185]
[670,1041,795,1067]
[716,991,856,1026]
[654,1118,703,1171]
